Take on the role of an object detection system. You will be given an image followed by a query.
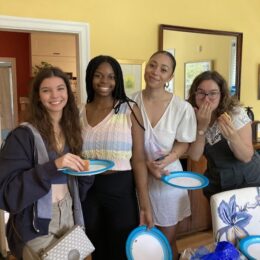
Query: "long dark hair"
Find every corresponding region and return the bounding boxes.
[85,55,144,129]
[26,67,82,154]
[187,70,240,117]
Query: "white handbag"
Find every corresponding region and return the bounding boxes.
[40,225,95,260]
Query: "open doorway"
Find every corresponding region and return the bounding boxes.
[0,15,90,104]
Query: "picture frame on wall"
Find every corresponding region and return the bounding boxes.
[184,60,213,99]
[117,59,145,97]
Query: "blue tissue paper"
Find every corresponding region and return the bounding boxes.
[201,241,240,260]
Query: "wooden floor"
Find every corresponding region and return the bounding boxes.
[85,229,214,260]
[3,230,214,260]
[177,229,214,253]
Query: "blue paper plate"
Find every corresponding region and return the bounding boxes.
[239,235,260,259]
[161,171,209,190]
[61,159,114,176]
[126,226,172,260]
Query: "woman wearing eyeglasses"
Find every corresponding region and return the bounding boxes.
[187,70,260,200]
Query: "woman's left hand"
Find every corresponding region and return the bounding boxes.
[217,113,254,162]
[217,114,239,142]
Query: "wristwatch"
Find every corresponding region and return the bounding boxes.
[198,129,206,136]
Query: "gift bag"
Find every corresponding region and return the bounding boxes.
[41,225,94,260]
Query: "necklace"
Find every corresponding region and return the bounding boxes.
[54,130,64,153]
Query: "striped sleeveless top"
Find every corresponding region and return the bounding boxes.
[81,102,134,171]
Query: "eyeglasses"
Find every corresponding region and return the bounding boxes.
[195,90,220,100]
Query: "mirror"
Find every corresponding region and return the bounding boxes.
[159,24,243,99]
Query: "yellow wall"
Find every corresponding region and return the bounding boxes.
[1,0,260,118]
[164,31,232,98]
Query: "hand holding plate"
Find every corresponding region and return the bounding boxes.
[61,159,115,176]
[139,208,154,230]
[55,153,85,172]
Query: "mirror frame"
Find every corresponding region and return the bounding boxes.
[159,24,243,99]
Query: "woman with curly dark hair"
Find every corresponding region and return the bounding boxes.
[187,70,260,199]
[0,67,91,259]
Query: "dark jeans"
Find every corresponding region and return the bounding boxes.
[82,170,139,260]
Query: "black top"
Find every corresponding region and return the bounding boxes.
[0,126,94,259]
[203,135,260,199]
